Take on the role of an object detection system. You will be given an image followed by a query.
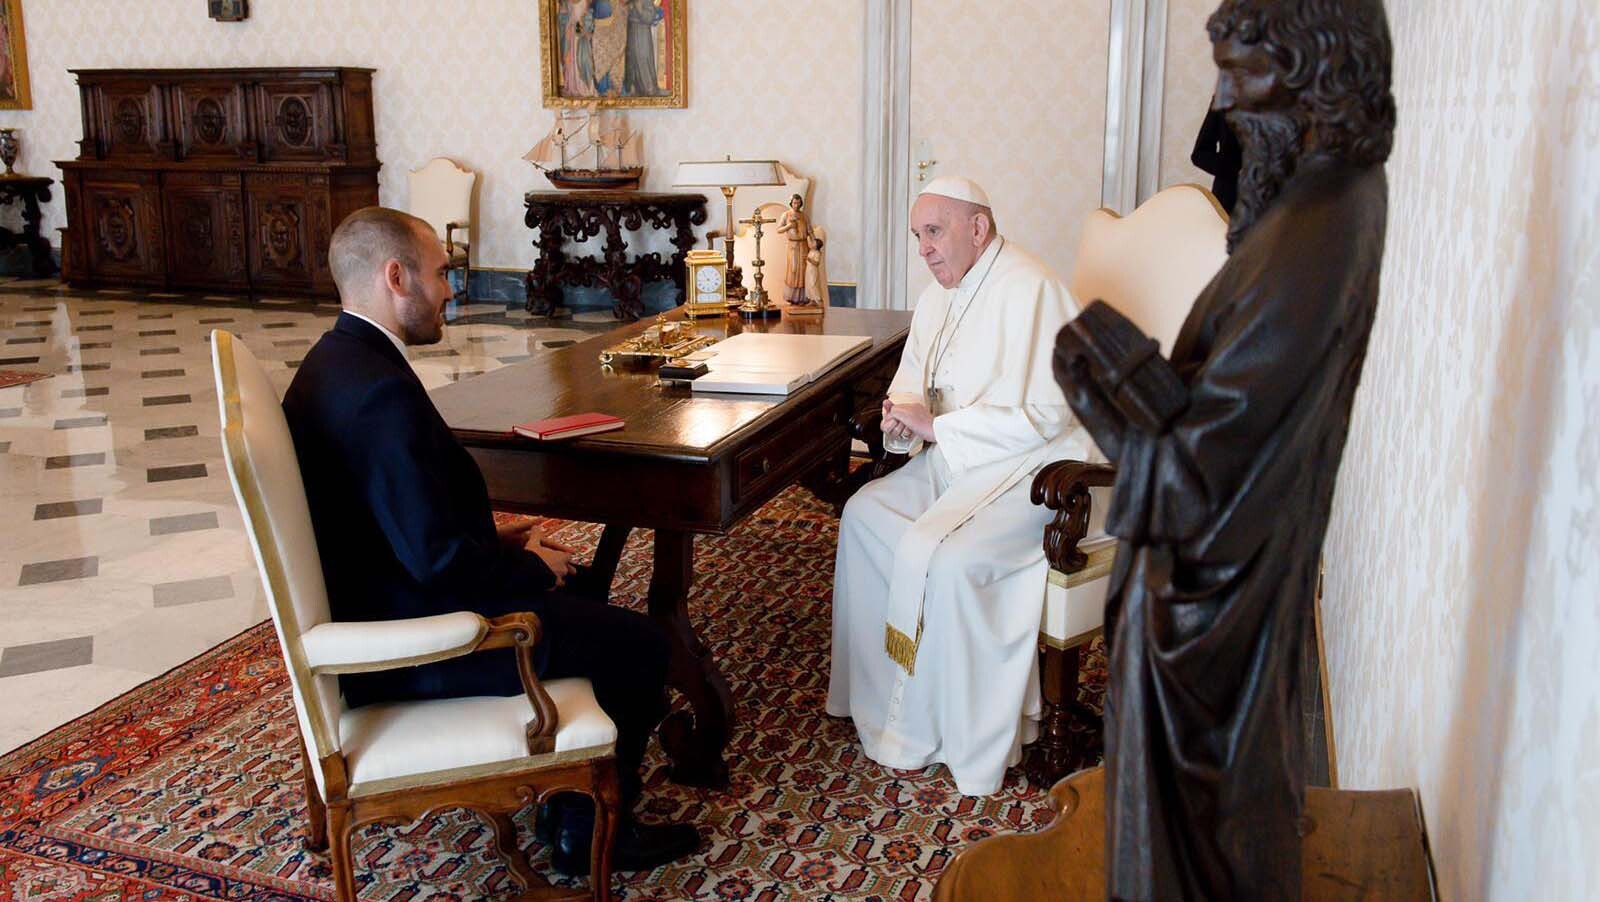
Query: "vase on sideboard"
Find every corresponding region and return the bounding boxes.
[0,129,18,176]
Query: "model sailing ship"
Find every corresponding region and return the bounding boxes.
[524,106,643,190]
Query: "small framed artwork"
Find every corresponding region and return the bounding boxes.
[208,0,249,22]
[0,0,31,111]
[540,0,686,109]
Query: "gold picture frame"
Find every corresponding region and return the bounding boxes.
[540,0,686,109]
[0,0,32,111]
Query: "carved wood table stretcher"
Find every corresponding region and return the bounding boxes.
[432,307,912,786]
[524,190,708,322]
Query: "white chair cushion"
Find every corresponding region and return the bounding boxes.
[340,677,617,797]
[1041,534,1117,647]
[301,612,488,674]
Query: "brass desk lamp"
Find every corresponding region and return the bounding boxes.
[672,157,783,302]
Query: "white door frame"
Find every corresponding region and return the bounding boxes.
[857,0,1168,310]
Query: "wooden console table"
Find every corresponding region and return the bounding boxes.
[524,190,707,322]
[432,307,912,786]
[0,176,57,277]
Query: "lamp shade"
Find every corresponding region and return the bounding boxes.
[673,158,783,188]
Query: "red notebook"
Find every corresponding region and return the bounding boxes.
[512,412,625,441]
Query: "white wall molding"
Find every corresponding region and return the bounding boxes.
[1103,0,1168,213]
[858,0,913,310]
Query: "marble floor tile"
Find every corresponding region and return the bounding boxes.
[0,287,585,752]
[0,636,94,677]
[18,556,99,585]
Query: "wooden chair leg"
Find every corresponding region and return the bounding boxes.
[298,738,328,852]
[1026,643,1094,786]
[489,810,544,896]
[327,805,359,902]
[590,764,622,901]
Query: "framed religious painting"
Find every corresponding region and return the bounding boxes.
[0,0,31,110]
[539,0,687,109]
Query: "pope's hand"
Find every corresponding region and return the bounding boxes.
[882,399,936,442]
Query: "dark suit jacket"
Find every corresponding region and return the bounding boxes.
[282,313,558,707]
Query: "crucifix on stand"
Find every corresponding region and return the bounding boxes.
[736,209,782,319]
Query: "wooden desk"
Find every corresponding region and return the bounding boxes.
[432,307,912,786]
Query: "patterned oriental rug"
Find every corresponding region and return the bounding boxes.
[0,485,1107,901]
[0,371,49,390]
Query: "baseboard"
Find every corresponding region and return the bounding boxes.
[453,267,858,311]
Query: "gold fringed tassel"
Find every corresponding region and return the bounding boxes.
[885,624,920,675]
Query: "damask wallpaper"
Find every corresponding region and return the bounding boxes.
[1320,1,1599,898]
[905,0,1108,303]
[0,0,863,276]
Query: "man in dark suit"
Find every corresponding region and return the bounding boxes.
[282,206,698,874]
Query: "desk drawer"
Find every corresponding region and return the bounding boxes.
[734,396,848,503]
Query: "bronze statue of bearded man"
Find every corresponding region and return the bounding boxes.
[1052,0,1397,898]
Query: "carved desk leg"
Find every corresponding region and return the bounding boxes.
[648,528,734,787]
[22,188,56,277]
[526,205,565,317]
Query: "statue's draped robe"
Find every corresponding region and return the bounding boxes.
[828,239,1093,796]
[1057,163,1387,900]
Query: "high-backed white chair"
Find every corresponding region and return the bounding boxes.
[407,157,476,299]
[707,163,829,305]
[1027,185,1229,783]
[212,329,621,901]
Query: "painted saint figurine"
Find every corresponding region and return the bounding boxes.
[1051,0,1397,897]
[804,231,827,306]
[776,193,812,306]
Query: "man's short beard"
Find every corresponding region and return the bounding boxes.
[1225,110,1306,253]
[396,280,444,346]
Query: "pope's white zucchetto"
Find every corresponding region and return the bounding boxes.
[918,175,992,209]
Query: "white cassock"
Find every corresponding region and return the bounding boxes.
[826,236,1093,796]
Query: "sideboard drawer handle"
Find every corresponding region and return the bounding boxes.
[760,457,771,474]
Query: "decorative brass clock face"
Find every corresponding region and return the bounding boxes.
[695,265,721,293]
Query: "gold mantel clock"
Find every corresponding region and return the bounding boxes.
[684,249,730,317]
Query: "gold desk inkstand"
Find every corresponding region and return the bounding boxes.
[597,314,716,365]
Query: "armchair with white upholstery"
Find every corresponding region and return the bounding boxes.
[407,157,477,300]
[1025,185,1229,784]
[212,329,620,901]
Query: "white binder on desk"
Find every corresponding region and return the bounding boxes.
[690,332,873,395]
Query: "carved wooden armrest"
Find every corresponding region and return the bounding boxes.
[1031,460,1117,574]
[848,402,909,480]
[444,222,469,257]
[475,612,561,755]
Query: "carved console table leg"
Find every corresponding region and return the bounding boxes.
[648,529,734,787]
[525,205,566,317]
[22,189,56,277]
[600,209,644,322]
[669,207,701,305]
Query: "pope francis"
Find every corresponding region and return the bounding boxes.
[827,176,1093,796]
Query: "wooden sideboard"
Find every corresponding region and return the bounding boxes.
[57,67,380,297]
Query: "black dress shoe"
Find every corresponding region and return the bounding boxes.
[550,813,700,876]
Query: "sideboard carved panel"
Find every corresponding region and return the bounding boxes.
[60,67,378,298]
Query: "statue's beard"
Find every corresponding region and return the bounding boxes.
[1226,110,1306,253]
